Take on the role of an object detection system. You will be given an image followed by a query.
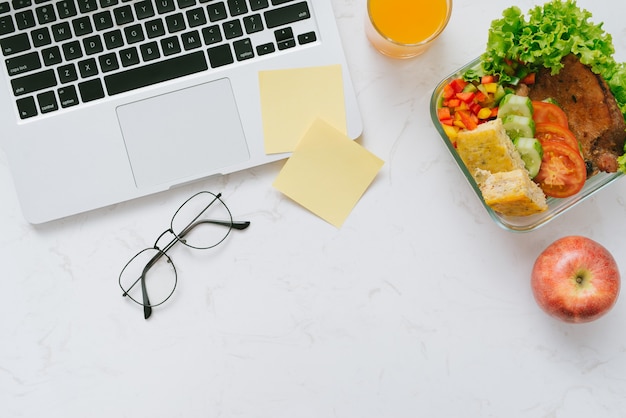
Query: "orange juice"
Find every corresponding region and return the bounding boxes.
[366,0,452,58]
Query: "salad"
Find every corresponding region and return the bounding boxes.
[436,0,626,200]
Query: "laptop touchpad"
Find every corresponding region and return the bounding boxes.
[116,79,250,188]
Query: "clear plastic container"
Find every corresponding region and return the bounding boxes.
[430,57,624,232]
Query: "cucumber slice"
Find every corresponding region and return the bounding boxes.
[498,94,534,118]
[462,83,478,93]
[542,97,561,107]
[501,115,535,139]
[514,137,543,178]
[493,85,507,103]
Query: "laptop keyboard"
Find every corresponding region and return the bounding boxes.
[0,0,317,120]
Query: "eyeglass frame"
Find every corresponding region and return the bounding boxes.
[119,191,250,319]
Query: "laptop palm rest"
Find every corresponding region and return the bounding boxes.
[116,78,250,188]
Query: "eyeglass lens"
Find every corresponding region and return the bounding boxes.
[119,247,177,308]
[171,191,234,249]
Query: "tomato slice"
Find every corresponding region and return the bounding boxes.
[534,139,586,198]
[532,101,569,127]
[535,123,579,152]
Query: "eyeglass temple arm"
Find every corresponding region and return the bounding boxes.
[141,270,152,320]
[140,251,166,319]
[176,219,250,239]
[192,219,251,230]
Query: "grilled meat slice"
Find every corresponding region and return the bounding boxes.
[527,54,626,174]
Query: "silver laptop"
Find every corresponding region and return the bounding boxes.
[0,0,362,223]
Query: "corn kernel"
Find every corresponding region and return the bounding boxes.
[485,83,498,94]
[477,108,493,119]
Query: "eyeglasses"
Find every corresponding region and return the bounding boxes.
[119,191,250,319]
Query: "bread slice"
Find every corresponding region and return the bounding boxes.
[476,168,548,217]
[456,118,525,179]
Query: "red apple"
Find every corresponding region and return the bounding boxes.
[531,236,620,323]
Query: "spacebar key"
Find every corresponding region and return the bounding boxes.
[104,52,209,96]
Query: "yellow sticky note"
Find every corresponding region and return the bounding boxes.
[259,65,347,154]
[273,119,384,228]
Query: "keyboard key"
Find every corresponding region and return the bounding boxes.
[119,46,139,66]
[15,10,36,30]
[181,29,201,50]
[51,21,72,41]
[35,5,56,24]
[41,45,62,65]
[0,14,14,35]
[277,38,295,50]
[145,18,165,38]
[31,27,52,46]
[160,36,180,55]
[233,38,253,61]
[78,78,104,102]
[1,32,30,55]
[98,52,119,72]
[72,16,92,36]
[249,0,268,11]
[77,0,98,13]
[78,57,98,77]
[271,0,295,4]
[99,0,118,8]
[201,24,221,45]
[177,0,195,9]
[206,2,227,22]
[243,14,263,34]
[11,68,56,96]
[16,95,37,119]
[124,24,145,43]
[5,51,41,76]
[103,29,124,49]
[104,51,208,95]
[12,0,32,10]
[227,0,247,16]
[83,34,104,54]
[274,27,292,42]
[113,5,134,25]
[207,43,232,68]
[256,42,274,55]
[56,0,77,19]
[37,90,58,113]
[165,13,186,33]
[264,1,310,28]
[134,0,154,19]
[93,11,114,30]
[62,40,82,60]
[222,19,242,39]
[58,84,79,107]
[155,0,175,14]
[186,7,206,27]
[0,1,10,13]
[298,31,316,45]
[139,40,159,61]
[57,63,78,83]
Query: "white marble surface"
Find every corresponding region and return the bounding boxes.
[3,0,626,417]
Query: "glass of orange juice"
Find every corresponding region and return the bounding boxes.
[365,0,452,59]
